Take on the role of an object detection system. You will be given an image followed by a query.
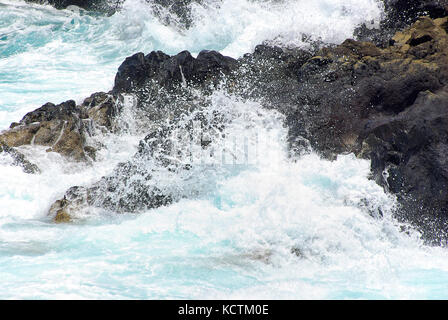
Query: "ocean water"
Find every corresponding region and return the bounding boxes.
[1,0,448,300]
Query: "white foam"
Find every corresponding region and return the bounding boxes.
[0,0,383,129]
[3,0,448,300]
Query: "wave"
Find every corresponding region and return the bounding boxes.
[2,0,448,300]
[0,0,383,128]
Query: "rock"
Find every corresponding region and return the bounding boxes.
[280,16,448,243]
[0,94,119,161]
[150,0,207,29]
[25,0,119,15]
[82,92,121,132]
[113,51,170,93]
[48,186,90,223]
[25,0,208,26]
[383,0,448,28]
[113,50,237,93]
[356,0,448,47]
[166,16,448,242]
[53,209,72,223]
[226,44,315,110]
[359,87,448,243]
[32,5,448,243]
[47,140,175,220]
[47,102,230,220]
[285,17,448,155]
[0,142,40,174]
[0,100,91,161]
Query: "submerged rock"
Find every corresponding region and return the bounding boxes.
[48,186,89,223]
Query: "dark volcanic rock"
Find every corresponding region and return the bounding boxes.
[384,0,448,28]
[82,92,122,132]
[113,51,170,93]
[285,17,448,155]
[20,100,80,125]
[281,16,448,243]
[150,0,207,28]
[47,106,226,222]
[356,0,448,46]
[359,87,448,241]
[25,0,119,14]
[113,50,237,93]
[0,100,91,161]
[35,2,448,244]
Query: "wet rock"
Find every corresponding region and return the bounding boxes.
[359,87,448,243]
[0,143,40,174]
[113,50,237,93]
[282,16,448,243]
[48,105,228,221]
[356,0,448,47]
[26,0,212,28]
[150,0,207,29]
[227,44,316,111]
[0,100,91,161]
[25,0,119,15]
[0,94,119,161]
[47,135,176,221]
[113,51,170,93]
[82,92,121,132]
[48,186,90,223]
[285,17,448,156]
[383,0,448,28]
[34,5,448,243]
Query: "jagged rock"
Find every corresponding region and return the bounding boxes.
[48,186,90,223]
[0,143,40,174]
[284,17,448,155]
[0,100,91,161]
[356,0,448,46]
[47,104,227,221]
[226,44,315,111]
[359,87,448,242]
[280,16,448,243]
[82,92,121,132]
[383,0,448,28]
[150,0,207,28]
[0,94,119,161]
[113,50,237,93]
[113,51,170,93]
[38,7,448,244]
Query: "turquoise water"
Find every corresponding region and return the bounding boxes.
[1,0,448,300]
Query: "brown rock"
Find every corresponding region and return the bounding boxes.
[0,94,119,162]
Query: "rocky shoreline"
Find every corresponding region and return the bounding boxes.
[2,0,448,244]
